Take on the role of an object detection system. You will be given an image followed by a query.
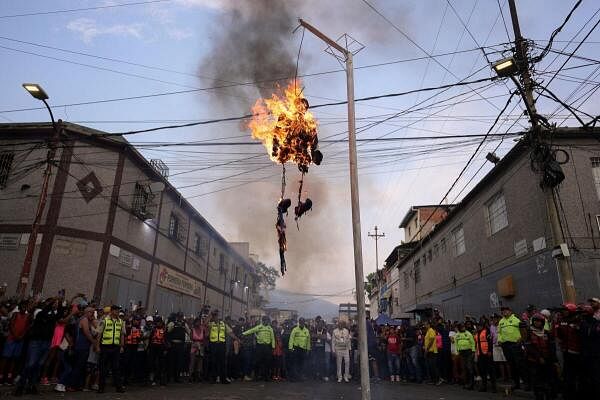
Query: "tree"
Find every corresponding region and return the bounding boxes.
[365,271,377,297]
[256,262,280,291]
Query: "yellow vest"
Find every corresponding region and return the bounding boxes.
[209,321,226,343]
[101,318,124,345]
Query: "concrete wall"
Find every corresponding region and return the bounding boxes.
[0,126,258,319]
[393,139,600,319]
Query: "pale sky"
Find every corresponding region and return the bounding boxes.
[1,0,599,305]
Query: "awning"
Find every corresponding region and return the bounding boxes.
[404,303,438,313]
[375,314,404,326]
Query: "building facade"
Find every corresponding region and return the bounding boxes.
[0,122,260,318]
[375,128,600,321]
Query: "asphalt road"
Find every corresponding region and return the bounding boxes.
[0,381,525,400]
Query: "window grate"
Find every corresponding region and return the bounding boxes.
[0,152,15,189]
[169,213,180,240]
[132,183,150,217]
[0,234,19,250]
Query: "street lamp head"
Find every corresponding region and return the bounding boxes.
[22,83,49,101]
[492,57,518,78]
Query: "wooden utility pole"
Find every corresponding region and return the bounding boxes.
[368,226,385,273]
[507,0,576,302]
[368,226,385,313]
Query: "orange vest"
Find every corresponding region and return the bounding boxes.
[126,327,142,345]
[475,329,490,355]
[151,328,165,345]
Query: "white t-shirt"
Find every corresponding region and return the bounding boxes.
[448,330,458,355]
[332,328,351,351]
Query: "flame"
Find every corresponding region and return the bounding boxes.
[249,79,318,171]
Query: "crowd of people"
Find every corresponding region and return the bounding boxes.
[368,300,600,400]
[0,291,599,400]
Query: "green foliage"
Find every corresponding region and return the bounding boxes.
[256,262,279,291]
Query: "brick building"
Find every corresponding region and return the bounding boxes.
[374,128,600,321]
[0,122,260,318]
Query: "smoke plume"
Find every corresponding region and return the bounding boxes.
[196,0,412,294]
[200,0,299,104]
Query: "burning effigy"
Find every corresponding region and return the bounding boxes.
[248,80,322,275]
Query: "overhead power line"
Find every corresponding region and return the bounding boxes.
[0,0,170,19]
[532,0,583,63]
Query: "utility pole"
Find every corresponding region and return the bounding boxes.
[368,226,385,314]
[17,106,59,297]
[368,226,385,273]
[299,19,371,400]
[507,0,576,302]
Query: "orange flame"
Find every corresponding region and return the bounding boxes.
[249,80,318,170]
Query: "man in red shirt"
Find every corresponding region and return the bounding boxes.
[386,327,401,382]
[0,301,30,385]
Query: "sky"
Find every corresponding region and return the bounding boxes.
[1,0,599,306]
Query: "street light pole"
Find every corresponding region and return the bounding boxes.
[505,0,577,302]
[17,84,59,297]
[299,19,371,400]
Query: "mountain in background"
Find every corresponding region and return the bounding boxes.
[265,288,339,321]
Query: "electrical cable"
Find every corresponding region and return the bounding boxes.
[532,0,584,63]
[0,0,170,19]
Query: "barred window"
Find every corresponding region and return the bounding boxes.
[194,233,201,255]
[132,183,149,216]
[0,152,15,189]
[168,213,180,240]
[403,271,409,289]
[414,259,421,283]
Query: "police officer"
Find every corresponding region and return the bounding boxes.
[498,306,526,390]
[243,316,275,381]
[288,317,311,381]
[98,305,125,393]
[208,310,236,384]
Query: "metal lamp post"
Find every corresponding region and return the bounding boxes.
[298,19,371,400]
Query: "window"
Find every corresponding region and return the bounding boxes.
[168,213,180,240]
[194,234,208,259]
[422,254,426,266]
[0,152,14,189]
[413,260,421,283]
[592,158,600,199]
[440,238,447,252]
[194,233,201,255]
[219,253,225,274]
[132,183,150,216]
[403,271,409,289]
[118,249,133,267]
[452,225,466,256]
[427,249,432,262]
[408,226,411,237]
[433,243,439,258]
[486,192,508,235]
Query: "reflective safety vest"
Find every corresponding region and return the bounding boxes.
[475,329,490,355]
[151,328,165,345]
[209,321,226,343]
[498,314,522,343]
[101,318,124,346]
[125,327,142,345]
